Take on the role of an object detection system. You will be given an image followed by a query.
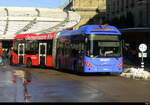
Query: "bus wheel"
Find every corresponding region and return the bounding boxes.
[26,59,32,68]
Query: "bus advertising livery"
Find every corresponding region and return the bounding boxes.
[12,32,56,67]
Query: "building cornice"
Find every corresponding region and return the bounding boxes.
[71,7,102,12]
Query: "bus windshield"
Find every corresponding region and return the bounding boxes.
[87,34,122,57]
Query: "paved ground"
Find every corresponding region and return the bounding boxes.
[0,65,150,102]
[0,66,24,102]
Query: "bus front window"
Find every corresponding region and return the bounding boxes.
[87,34,122,57]
[97,41,121,57]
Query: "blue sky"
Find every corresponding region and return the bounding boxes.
[0,0,69,8]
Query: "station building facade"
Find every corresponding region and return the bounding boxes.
[64,0,106,29]
[106,0,150,28]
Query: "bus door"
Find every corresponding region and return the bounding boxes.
[39,43,47,66]
[18,43,25,64]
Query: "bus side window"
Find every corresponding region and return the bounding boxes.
[35,42,38,54]
[14,41,18,53]
[19,44,24,54]
[25,42,30,54]
[85,38,90,56]
[80,36,85,55]
[47,42,52,55]
[40,45,46,54]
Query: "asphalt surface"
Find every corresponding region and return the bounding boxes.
[0,65,150,102]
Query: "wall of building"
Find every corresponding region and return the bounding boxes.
[64,0,106,29]
[148,0,150,26]
[106,0,150,28]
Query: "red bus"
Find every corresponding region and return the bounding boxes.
[11,32,56,67]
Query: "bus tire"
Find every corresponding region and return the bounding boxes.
[26,58,32,68]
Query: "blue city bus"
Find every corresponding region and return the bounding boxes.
[53,25,123,73]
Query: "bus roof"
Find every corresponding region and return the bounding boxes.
[60,25,121,36]
[14,32,56,40]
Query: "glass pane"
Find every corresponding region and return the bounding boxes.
[40,45,45,54]
[98,42,120,47]
[89,41,121,57]
[19,45,24,54]
[89,34,119,41]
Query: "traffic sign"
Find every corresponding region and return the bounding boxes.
[139,43,147,52]
[138,52,147,58]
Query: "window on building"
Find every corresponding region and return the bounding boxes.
[131,0,135,8]
[137,0,144,5]
[112,2,115,14]
[139,11,143,26]
[117,0,119,13]
[121,0,124,11]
